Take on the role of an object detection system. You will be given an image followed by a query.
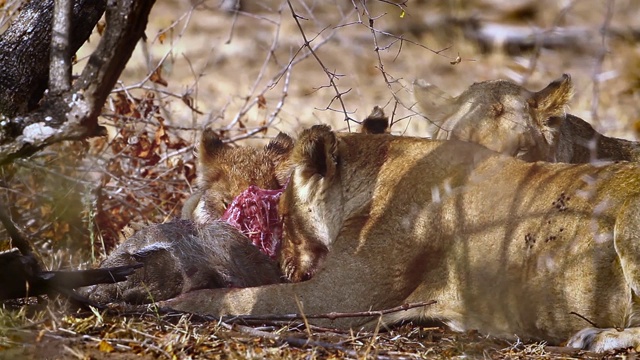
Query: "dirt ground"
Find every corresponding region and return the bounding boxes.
[3,0,640,358]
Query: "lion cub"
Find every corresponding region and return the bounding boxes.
[184,109,390,224]
[181,129,294,224]
[413,74,640,163]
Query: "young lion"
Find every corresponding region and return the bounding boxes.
[184,109,389,224]
[413,74,640,163]
[159,125,640,352]
[181,129,295,225]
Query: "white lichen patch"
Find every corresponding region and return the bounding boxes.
[22,122,57,143]
[65,93,90,122]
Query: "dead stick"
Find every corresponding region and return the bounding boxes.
[221,300,437,322]
[0,199,34,256]
[118,300,436,325]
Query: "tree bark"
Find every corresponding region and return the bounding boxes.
[50,0,74,95]
[0,0,156,166]
[0,0,107,117]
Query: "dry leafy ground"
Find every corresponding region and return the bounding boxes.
[2,0,640,358]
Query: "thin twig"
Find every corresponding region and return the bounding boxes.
[221,300,436,322]
[118,301,436,327]
[521,1,576,87]
[569,311,599,328]
[286,0,354,130]
[0,199,34,256]
[224,7,285,131]
[348,1,452,128]
[590,0,615,126]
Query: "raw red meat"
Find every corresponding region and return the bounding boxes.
[220,185,283,259]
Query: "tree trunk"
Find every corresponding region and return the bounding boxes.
[0,0,107,117]
[0,0,155,165]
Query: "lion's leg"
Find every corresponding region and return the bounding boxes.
[567,196,640,352]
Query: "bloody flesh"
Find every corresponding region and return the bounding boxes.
[220,185,283,259]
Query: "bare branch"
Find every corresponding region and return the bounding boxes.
[50,0,73,94]
[121,301,436,329]
[590,0,615,125]
[0,199,34,257]
[219,300,436,322]
[286,0,355,130]
[521,1,577,86]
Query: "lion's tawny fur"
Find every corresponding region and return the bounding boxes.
[413,74,640,163]
[160,125,640,352]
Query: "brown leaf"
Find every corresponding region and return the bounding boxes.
[150,67,168,87]
[136,135,154,159]
[257,94,267,109]
[154,119,169,146]
[96,21,105,36]
[113,93,140,118]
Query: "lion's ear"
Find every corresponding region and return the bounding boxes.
[360,106,389,134]
[199,128,227,162]
[529,74,573,115]
[198,129,226,158]
[413,79,456,126]
[265,132,294,162]
[294,125,338,178]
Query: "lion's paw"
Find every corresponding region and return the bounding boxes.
[567,327,640,352]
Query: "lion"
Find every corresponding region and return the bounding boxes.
[183,109,389,224]
[413,74,640,163]
[158,125,640,352]
[181,129,295,225]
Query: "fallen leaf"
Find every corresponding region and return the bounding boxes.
[98,340,114,353]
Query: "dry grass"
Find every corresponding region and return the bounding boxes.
[2,0,640,358]
[0,300,626,359]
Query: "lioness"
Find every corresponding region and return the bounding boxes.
[413,74,640,163]
[160,125,640,352]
